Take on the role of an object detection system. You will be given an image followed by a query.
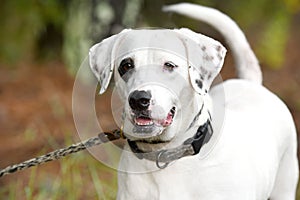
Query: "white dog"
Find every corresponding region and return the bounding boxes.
[89,3,298,200]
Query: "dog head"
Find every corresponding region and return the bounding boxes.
[89,28,226,143]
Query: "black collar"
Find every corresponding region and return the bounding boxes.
[127,119,213,169]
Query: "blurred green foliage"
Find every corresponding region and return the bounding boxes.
[62,0,92,75]
[222,0,300,69]
[0,0,66,64]
[0,0,299,70]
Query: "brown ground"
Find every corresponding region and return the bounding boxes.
[0,62,75,167]
[0,17,299,194]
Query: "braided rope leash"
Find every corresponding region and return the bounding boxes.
[0,120,213,177]
[0,130,122,178]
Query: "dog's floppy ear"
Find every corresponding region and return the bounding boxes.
[89,29,130,94]
[175,28,226,95]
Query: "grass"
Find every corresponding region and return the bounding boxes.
[0,134,118,200]
[297,181,300,200]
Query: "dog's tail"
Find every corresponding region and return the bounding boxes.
[163,3,262,84]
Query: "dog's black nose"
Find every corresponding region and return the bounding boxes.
[128,90,151,111]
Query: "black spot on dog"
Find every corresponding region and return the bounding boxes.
[217,53,223,61]
[216,45,222,52]
[93,65,99,73]
[200,66,208,75]
[195,79,203,89]
[101,72,106,80]
[203,55,214,61]
[201,46,206,51]
[207,72,212,80]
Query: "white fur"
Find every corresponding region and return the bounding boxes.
[89,3,298,200]
[118,80,298,200]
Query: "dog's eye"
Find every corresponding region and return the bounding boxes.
[119,58,134,77]
[164,61,178,72]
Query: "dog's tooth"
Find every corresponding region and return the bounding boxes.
[134,118,154,126]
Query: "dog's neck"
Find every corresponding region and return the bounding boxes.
[119,93,223,172]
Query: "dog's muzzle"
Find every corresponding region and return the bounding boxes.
[128,90,176,134]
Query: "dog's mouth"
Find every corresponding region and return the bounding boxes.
[132,106,176,128]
